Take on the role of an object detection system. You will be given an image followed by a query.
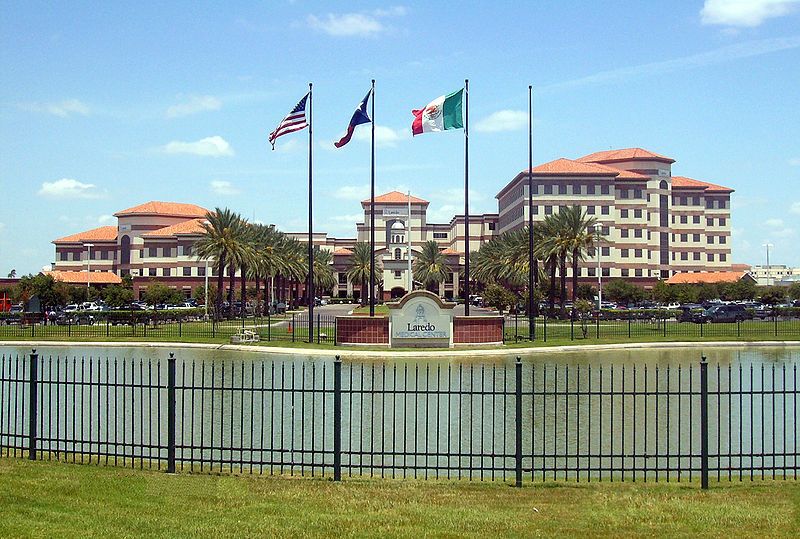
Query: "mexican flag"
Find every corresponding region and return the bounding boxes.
[411,89,464,136]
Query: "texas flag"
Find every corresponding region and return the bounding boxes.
[334,89,372,148]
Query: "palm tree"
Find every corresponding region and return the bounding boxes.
[195,208,247,320]
[7,269,15,279]
[309,246,336,293]
[559,206,599,304]
[413,241,450,293]
[346,242,381,306]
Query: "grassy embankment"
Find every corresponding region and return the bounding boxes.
[0,458,798,537]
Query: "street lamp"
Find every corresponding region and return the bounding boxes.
[204,259,209,319]
[762,243,773,286]
[85,243,94,289]
[595,232,603,310]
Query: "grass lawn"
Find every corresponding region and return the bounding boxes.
[351,304,390,315]
[0,458,798,537]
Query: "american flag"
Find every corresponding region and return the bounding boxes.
[268,92,309,149]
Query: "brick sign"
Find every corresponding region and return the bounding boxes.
[387,290,456,348]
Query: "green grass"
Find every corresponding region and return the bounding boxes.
[0,458,798,537]
[351,305,390,315]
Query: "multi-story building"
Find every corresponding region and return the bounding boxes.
[495,148,733,285]
[750,265,800,286]
[49,147,736,300]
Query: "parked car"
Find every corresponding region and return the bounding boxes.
[694,304,752,323]
[677,304,703,322]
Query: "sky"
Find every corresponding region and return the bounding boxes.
[1,0,799,275]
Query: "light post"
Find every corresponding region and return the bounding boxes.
[595,232,603,310]
[407,190,413,293]
[762,242,773,286]
[204,259,209,319]
[85,243,94,290]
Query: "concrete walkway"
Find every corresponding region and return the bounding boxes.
[3,340,799,359]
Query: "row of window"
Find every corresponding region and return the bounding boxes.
[671,233,728,244]
[142,246,193,258]
[58,251,116,261]
[672,252,728,262]
[673,215,729,226]
[673,196,729,210]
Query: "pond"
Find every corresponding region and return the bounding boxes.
[1,344,798,481]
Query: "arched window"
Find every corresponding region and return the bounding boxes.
[394,248,402,260]
[659,180,668,190]
[120,235,131,265]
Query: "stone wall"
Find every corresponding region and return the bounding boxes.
[335,316,390,345]
[453,316,504,345]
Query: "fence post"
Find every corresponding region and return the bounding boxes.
[28,349,38,461]
[700,321,704,338]
[167,352,176,473]
[333,355,342,481]
[292,313,296,343]
[68,318,71,337]
[267,310,271,342]
[595,312,600,339]
[700,354,709,490]
[663,315,667,338]
[179,315,182,339]
[570,314,574,341]
[515,356,523,487]
[628,317,631,338]
[737,319,740,338]
[317,313,321,344]
[212,319,216,339]
[774,312,778,337]
[543,314,547,342]
[31,321,35,338]
[106,317,110,337]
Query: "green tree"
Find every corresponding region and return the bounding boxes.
[483,283,517,314]
[787,282,800,301]
[759,286,786,305]
[651,280,674,304]
[413,241,450,292]
[346,242,382,307]
[309,246,336,293]
[14,274,70,311]
[575,283,597,301]
[102,285,134,308]
[604,279,645,305]
[143,283,182,310]
[7,269,16,278]
[573,299,595,338]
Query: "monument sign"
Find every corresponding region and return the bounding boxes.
[387,290,456,348]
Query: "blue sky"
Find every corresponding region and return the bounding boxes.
[1,0,799,275]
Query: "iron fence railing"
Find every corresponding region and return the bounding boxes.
[1,350,797,487]
[0,312,337,344]
[503,312,800,343]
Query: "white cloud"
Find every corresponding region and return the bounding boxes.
[162,136,234,157]
[97,215,114,224]
[21,99,90,117]
[790,202,800,214]
[352,125,408,147]
[427,204,460,223]
[765,218,785,227]
[166,95,222,118]
[209,180,240,195]
[273,138,300,154]
[789,157,800,166]
[475,110,528,133]
[334,185,370,200]
[701,0,799,27]
[544,36,800,90]
[307,6,406,37]
[331,213,363,223]
[37,178,104,199]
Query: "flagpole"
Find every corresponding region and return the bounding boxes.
[370,79,376,316]
[463,79,470,316]
[528,85,535,341]
[307,82,314,343]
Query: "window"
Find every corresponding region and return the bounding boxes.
[634,209,642,219]
[634,189,642,199]
[558,184,567,195]
[181,267,190,277]
[708,253,715,262]
[588,247,596,257]
[394,270,402,279]
[621,249,629,258]
[621,229,629,238]
[621,209,629,218]
[719,218,726,226]
[634,229,643,238]
[544,205,553,215]
[719,236,726,244]
[602,268,610,277]
[163,267,171,277]
[692,196,699,206]
[707,236,714,244]
[601,185,610,195]
[163,247,173,258]
[635,249,642,258]
[621,269,629,277]
[601,246,610,256]
[587,206,595,215]
[149,268,157,277]
[706,199,713,209]
[59,251,68,261]
[693,216,700,224]
[587,185,596,195]
[149,247,157,258]
[533,206,539,215]
[681,252,688,261]
[338,273,347,285]
[544,185,552,195]
[619,189,628,199]
[601,206,609,215]
[693,234,700,242]
[720,254,727,262]
[588,267,596,277]
[488,222,495,230]
[680,215,688,224]
[601,226,610,235]
[680,234,688,242]
[394,248,401,260]
[198,266,206,277]
[707,218,713,227]
[433,232,447,239]
[635,269,643,277]
[184,245,193,256]
[693,252,701,261]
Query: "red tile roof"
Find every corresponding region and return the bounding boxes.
[332,248,353,255]
[53,226,118,244]
[577,148,675,164]
[143,218,208,238]
[441,248,462,255]
[665,271,751,285]
[44,270,122,285]
[527,158,620,176]
[671,176,734,194]
[362,191,428,205]
[114,201,209,218]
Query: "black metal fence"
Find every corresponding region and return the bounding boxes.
[0,312,337,344]
[1,350,798,487]
[504,312,800,343]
